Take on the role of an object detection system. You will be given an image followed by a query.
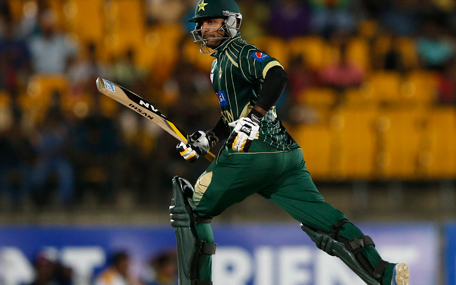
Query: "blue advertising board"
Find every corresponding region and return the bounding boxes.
[446,222,456,285]
[0,223,438,285]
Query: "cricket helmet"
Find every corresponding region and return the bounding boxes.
[189,0,243,53]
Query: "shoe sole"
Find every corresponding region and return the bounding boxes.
[393,263,410,285]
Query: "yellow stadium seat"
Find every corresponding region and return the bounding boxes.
[397,37,418,70]
[373,35,393,57]
[64,0,105,47]
[373,36,418,70]
[331,109,378,179]
[0,91,12,131]
[420,107,456,178]
[24,75,69,124]
[401,71,438,106]
[100,95,119,118]
[342,87,378,109]
[292,123,332,180]
[366,72,402,105]
[376,109,424,179]
[346,38,370,72]
[250,36,289,68]
[0,91,11,107]
[103,0,146,60]
[298,88,337,110]
[27,75,68,101]
[141,24,183,70]
[182,38,214,72]
[47,0,66,31]
[109,0,144,26]
[141,24,184,82]
[358,20,378,39]
[8,0,24,22]
[288,37,331,70]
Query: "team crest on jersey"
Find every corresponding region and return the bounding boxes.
[216,90,228,107]
[251,52,270,62]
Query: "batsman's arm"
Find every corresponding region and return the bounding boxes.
[254,66,288,114]
[96,78,215,162]
[227,66,288,152]
[208,116,230,144]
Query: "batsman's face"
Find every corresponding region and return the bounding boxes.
[201,18,225,48]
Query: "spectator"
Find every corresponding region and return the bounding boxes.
[238,0,270,40]
[376,35,405,72]
[146,0,186,25]
[19,0,54,37]
[416,20,455,71]
[268,0,312,39]
[95,251,139,285]
[29,250,73,285]
[287,54,320,101]
[379,0,420,36]
[164,43,215,132]
[0,18,32,97]
[0,110,35,209]
[310,0,357,39]
[30,93,74,206]
[143,251,177,285]
[437,58,456,105]
[279,54,321,126]
[320,42,364,92]
[67,42,109,96]
[28,10,78,74]
[73,92,123,205]
[110,48,147,91]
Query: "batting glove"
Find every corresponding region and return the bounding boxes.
[176,131,217,163]
[227,111,262,152]
[176,142,201,163]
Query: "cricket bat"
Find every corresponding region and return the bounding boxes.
[96,78,216,162]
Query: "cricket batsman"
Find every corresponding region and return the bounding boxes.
[169,0,410,284]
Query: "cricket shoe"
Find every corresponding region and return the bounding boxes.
[391,263,410,285]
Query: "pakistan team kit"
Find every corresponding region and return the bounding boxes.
[169,0,411,285]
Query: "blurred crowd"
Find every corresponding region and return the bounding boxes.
[29,249,177,285]
[0,0,455,210]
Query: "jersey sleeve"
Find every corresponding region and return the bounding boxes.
[238,45,284,82]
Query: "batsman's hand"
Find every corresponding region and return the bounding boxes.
[176,142,201,163]
[227,115,261,152]
[176,131,217,163]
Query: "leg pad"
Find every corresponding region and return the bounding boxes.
[170,176,216,285]
[301,223,382,285]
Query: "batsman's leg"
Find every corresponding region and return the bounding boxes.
[169,176,215,285]
[260,149,410,285]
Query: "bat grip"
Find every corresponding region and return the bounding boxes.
[204,152,216,162]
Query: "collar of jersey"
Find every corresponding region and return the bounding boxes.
[211,33,241,57]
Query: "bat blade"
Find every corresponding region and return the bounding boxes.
[96,78,215,162]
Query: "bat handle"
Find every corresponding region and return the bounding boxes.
[204,152,216,162]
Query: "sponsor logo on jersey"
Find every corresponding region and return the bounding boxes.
[251,52,270,62]
[216,90,228,107]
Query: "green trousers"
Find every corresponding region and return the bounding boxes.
[191,142,394,284]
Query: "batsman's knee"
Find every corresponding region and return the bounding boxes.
[301,220,389,285]
[170,176,215,285]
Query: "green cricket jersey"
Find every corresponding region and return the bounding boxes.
[210,35,300,151]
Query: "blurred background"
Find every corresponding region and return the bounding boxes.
[0,0,455,284]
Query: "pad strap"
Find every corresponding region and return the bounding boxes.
[327,220,387,282]
[328,219,351,239]
[191,281,212,285]
[198,241,217,255]
[373,260,389,279]
[194,217,212,223]
[344,236,375,252]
